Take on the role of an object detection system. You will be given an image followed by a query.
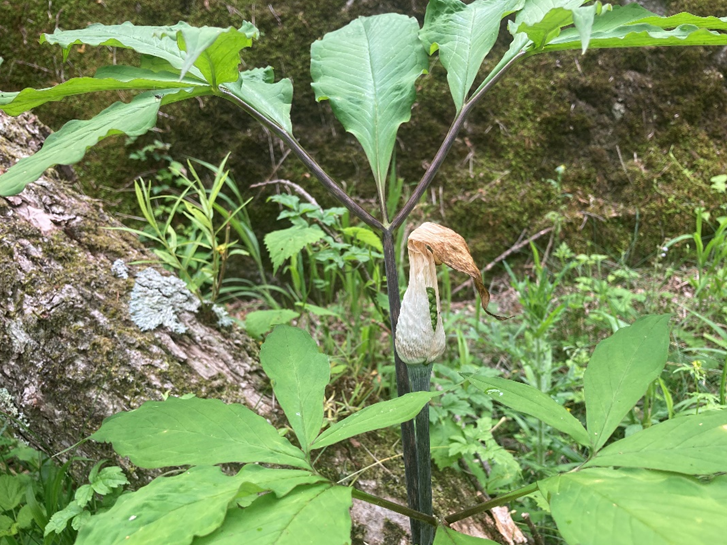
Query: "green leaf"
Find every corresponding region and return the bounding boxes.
[91,396,310,470]
[41,22,259,85]
[260,326,329,452]
[515,0,600,53]
[264,225,325,273]
[540,4,727,52]
[0,67,208,116]
[584,410,727,474]
[42,23,191,71]
[0,475,24,511]
[75,485,94,508]
[173,21,258,85]
[44,503,83,536]
[16,504,34,530]
[90,466,128,495]
[221,67,294,133]
[311,13,428,203]
[237,465,326,498]
[195,484,352,545]
[311,391,437,449]
[245,309,300,339]
[468,375,590,447]
[420,0,525,112]
[341,226,383,251]
[0,89,185,197]
[434,525,498,544]
[76,466,253,545]
[585,314,671,450]
[543,468,727,545]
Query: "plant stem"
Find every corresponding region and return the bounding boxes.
[720,353,727,406]
[444,482,539,525]
[409,363,434,545]
[390,50,526,231]
[383,229,421,544]
[351,488,437,528]
[218,88,384,232]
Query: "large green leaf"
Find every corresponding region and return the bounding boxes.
[420,0,525,112]
[543,468,727,545]
[236,465,326,498]
[0,89,187,197]
[91,396,310,470]
[195,484,352,545]
[221,67,294,133]
[260,326,329,452]
[76,466,252,545]
[264,225,325,273]
[468,375,590,447]
[311,391,438,450]
[173,21,258,84]
[41,22,258,85]
[584,410,727,474]
[434,526,498,545]
[0,66,209,116]
[0,475,25,511]
[245,309,300,339]
[540,4,727,52]
[516,0,601,52]
[310,13,428,204]
[585,315,670,450]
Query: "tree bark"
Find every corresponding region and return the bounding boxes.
[0,111,270,480]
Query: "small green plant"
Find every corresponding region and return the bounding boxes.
[2,2,727,544]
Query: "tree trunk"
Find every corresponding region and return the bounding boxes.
[0,111,270,481]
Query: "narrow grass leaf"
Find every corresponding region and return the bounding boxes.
[468,375,590,446]
[260,325,329,452]
[584,409,727,474]
[585,314,671,450]
[91,396,310,469]
[311,391,437,449]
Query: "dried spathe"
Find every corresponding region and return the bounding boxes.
[395,222,503,364]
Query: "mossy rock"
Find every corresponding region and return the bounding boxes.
[1,0,726,268]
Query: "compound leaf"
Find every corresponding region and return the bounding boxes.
[264,225,325,273]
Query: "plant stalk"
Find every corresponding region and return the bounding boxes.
[409,363,434,545]
[218,88,384,232]
[351,488,437,528]
[390,50,526,231]
[382,229,421,544]
[444,482,539,525]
